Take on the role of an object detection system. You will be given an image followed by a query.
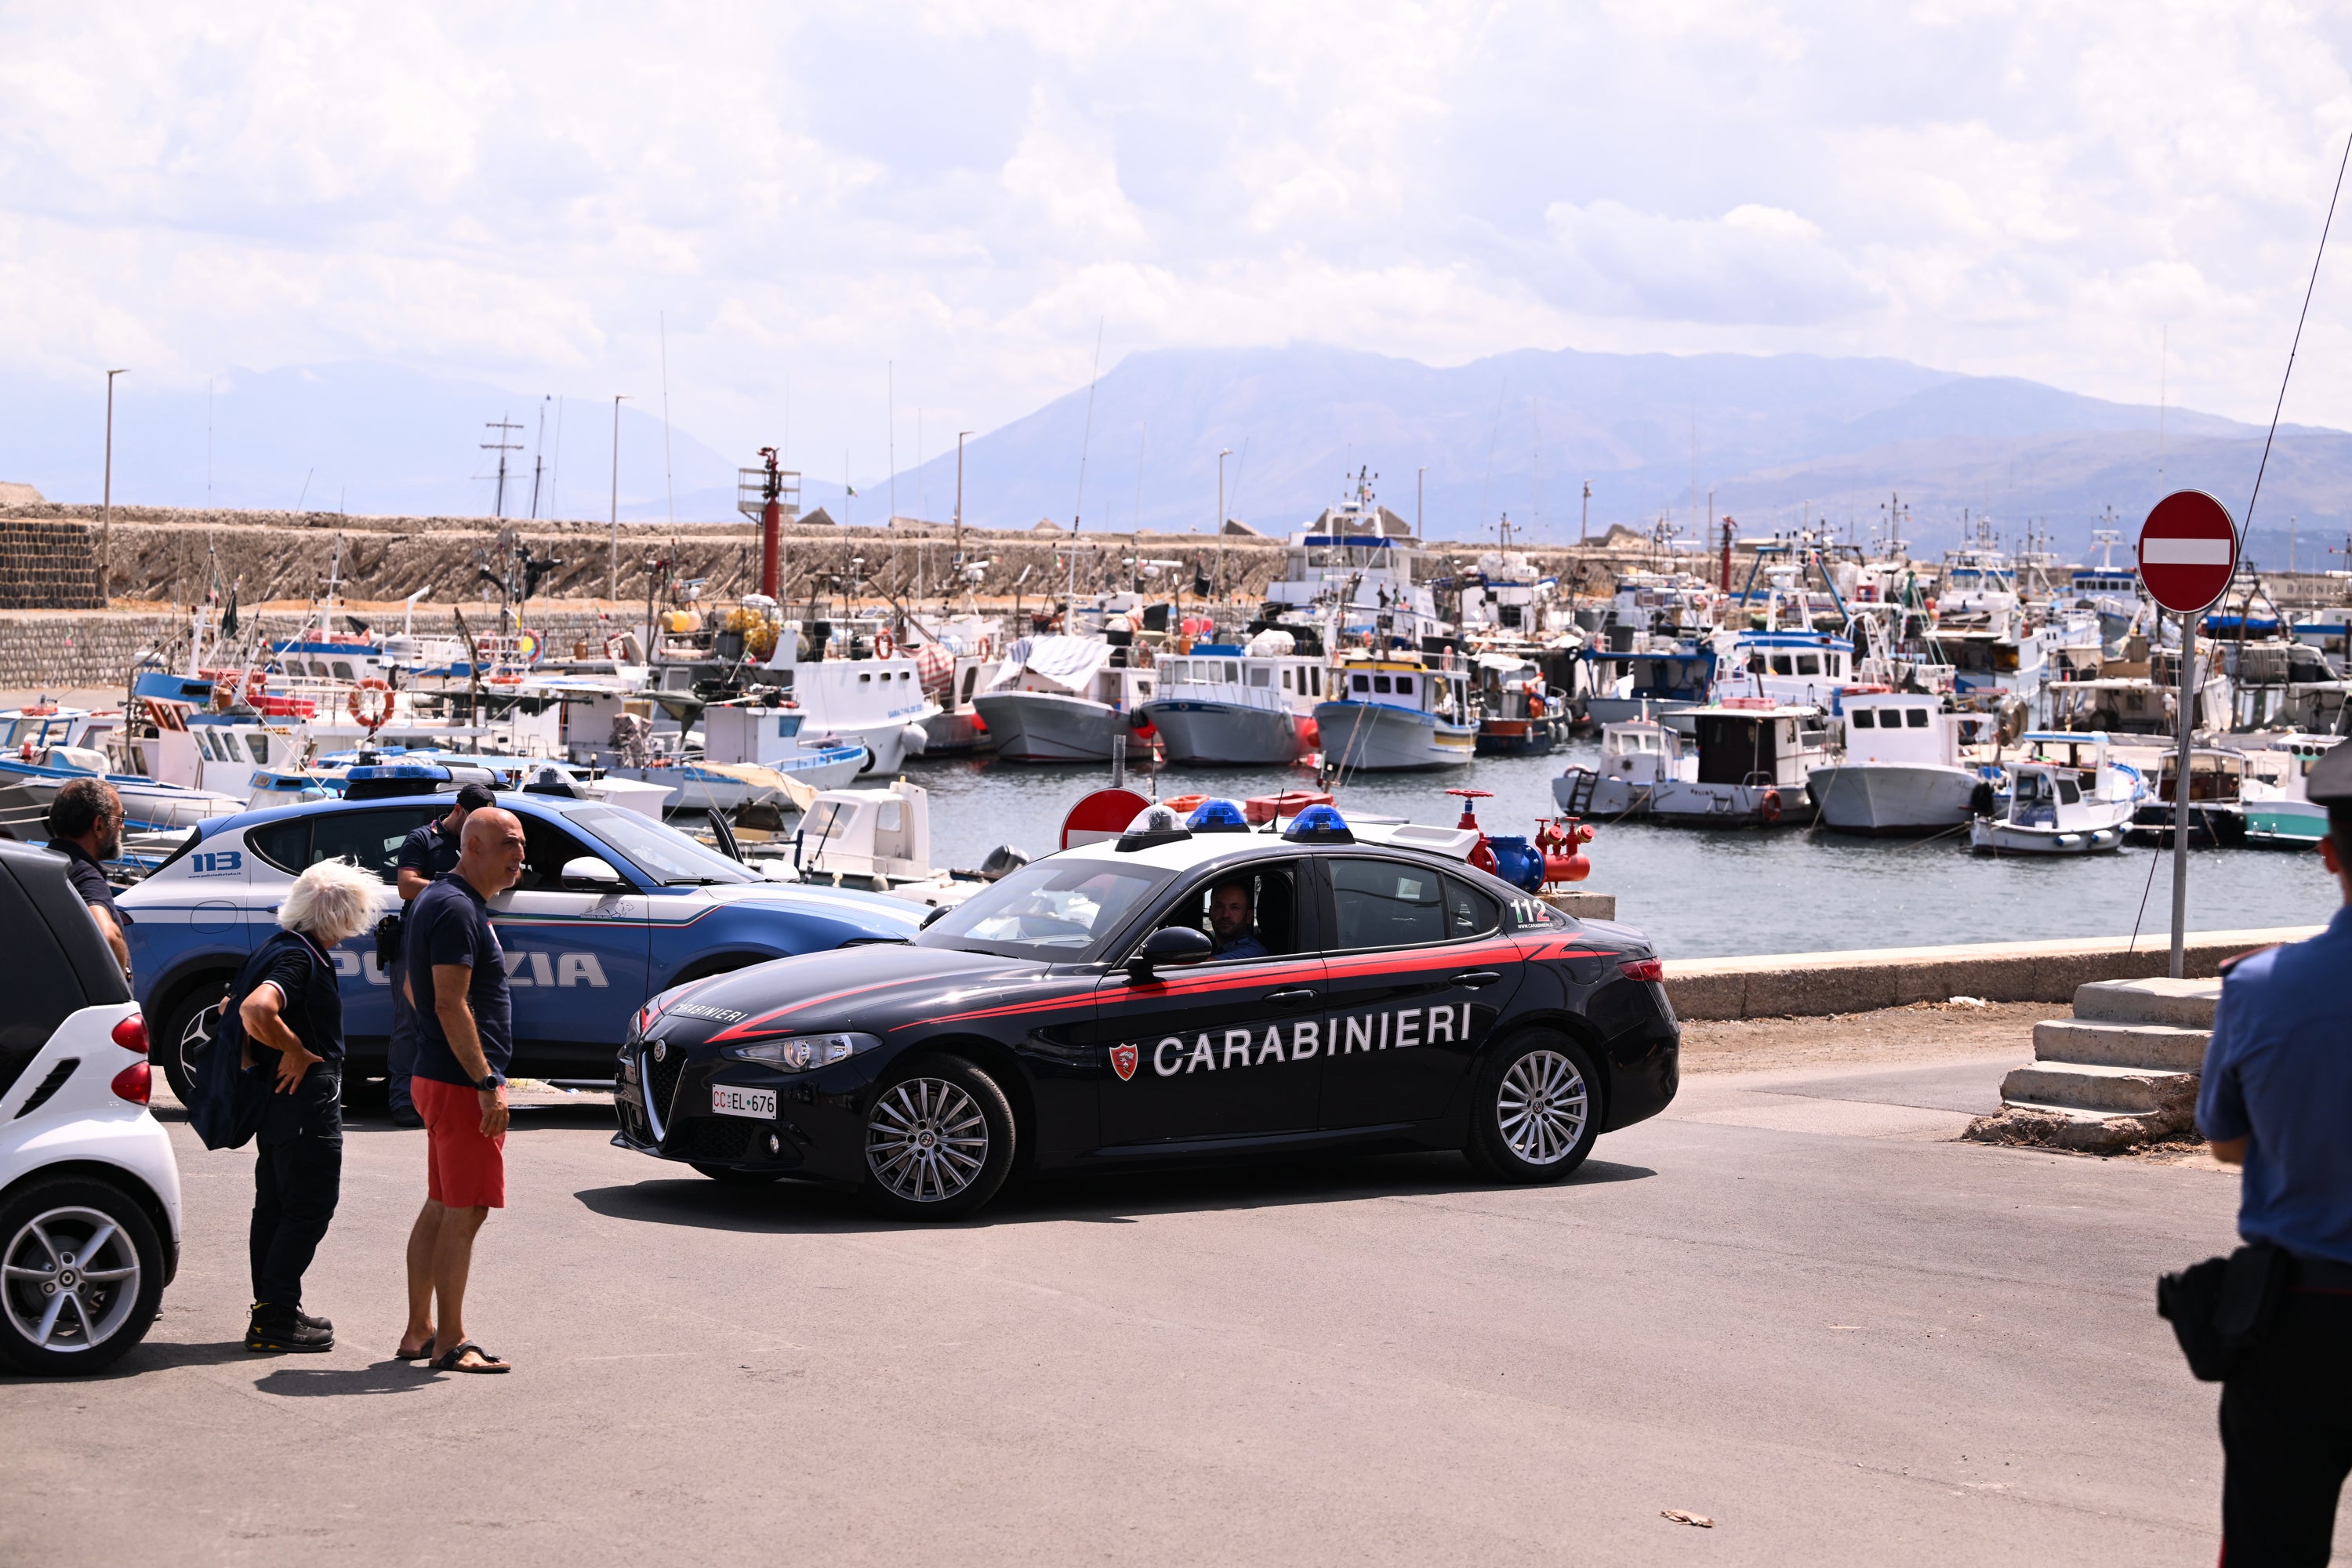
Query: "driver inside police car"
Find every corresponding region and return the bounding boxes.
[1207,879,1269,960]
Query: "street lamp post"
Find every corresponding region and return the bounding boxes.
[955,430,971,556]
[1416,466,1425,537]
[101,368,126,602]
[1216,447,1232,612]
[608,394,629,602]
[1580,479,1592,546]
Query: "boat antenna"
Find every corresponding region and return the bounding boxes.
[1072,316,1104,534]
[2244,126,2352,538]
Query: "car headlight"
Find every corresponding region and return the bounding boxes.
[722,1032,880,1072]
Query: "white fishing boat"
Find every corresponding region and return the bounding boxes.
[1806,692,1984,835]
[1142,632,1328,767]
[1313,650,1475,772]
[2238,734,2342,848]
[1552,717,1693,818]
[1712,629,1858,710]
[971,634,1158,764]
[0,746,248,835]
[760,641,940,774]
[789,776,992,907]
[909,617,1007,756]
[1971,760,2132,855]
[1648,702,1836,827]
[1259,470,1448,648]
[1579,641,1719,731]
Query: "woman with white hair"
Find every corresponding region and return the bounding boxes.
[233,857,379,1354]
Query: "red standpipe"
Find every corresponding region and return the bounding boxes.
[1719,516,1733,593]
[760,497,782,599]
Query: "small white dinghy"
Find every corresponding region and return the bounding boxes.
[1970,760,2132,855]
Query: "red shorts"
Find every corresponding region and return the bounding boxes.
[412,1076,507,1210]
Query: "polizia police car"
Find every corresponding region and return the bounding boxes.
[617,800,1679,1218]
[119,768,924,1099]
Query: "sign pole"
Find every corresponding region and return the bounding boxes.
[2169,608,2198,979]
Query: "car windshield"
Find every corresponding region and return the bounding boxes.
[564,807,760,885]
[916,858,1170,960]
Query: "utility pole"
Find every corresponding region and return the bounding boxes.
[954,430,971,558]
[1579,479,1592,546]
[482,415,524,518]
[1217,447,1232,615]
[608,395,629,601]
[1416,466,1425,537]
[101,368,126,601]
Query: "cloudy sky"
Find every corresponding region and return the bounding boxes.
[7,0,2352,488]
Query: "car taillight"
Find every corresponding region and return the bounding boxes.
[111,1061,151,1105]
[1618,958,1664,983]
[111,1013,149,1054]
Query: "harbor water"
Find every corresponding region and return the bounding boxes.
[911,738,2338,960]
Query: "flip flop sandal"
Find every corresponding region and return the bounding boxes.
[394,1339,437,1362]
[431,1341,511,1374]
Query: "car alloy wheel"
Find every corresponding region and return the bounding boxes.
[866,1078,989,1203]
[1496,1049,1589,1166]
[2,1204,143,1358]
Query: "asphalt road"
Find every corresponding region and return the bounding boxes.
[4,1051,2307,1566]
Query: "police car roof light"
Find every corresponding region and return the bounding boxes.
[1116,802,1194,852]
[1185,798,1250,833]
[1281,804,1355,844]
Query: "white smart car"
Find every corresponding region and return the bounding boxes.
[0,840,182,1375]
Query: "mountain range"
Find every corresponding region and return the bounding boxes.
[5,346,2347,569]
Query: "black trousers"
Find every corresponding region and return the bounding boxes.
[249,1067,343,1312]
[2222,1290,2352,1566]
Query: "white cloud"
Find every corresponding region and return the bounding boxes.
[5,0,2352,481]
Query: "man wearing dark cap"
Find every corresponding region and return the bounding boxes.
[2198,737,2352,1566]
[386,783,498,1127]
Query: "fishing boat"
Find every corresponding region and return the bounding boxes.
[1258,471,1448,648]
[0,743,247,834]
[1578,640,1717,730]
[1552,717,1692,818]
[2127,748,2249,848]
[2238,734,2343,848]
[760,639,939,774]
[971,633,1158,764]
[1647,701,1836,827]
[1971,761,2131,855]
[1313,650,1475,772]
[1806,692,1983,835]
[1140,633,1327,767]
[1472,652,1563,756]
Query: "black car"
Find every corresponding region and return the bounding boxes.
[614,804,1679,1218]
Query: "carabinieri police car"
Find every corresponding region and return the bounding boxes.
[119,768,924,1101]
[615,800,1679,1218]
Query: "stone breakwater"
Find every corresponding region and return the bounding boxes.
[1,503,1661,612]
[0,608,631,692]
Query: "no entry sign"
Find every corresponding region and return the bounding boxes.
[1062,787,1149,849]
[2137,491,2238,614]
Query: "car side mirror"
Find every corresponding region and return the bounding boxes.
[561,855,624,890]
[1127,924,1213,982]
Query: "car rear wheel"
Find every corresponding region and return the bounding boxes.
[860,1055,1014,1221]
[0,1177,166,1376]
[157,978,234,1108]
[1465,1034,1601,1184]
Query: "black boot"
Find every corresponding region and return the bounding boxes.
[246,1303,333,1352]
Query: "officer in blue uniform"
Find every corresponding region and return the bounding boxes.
[2198,739,2352,1566]
[386,783,497,1127]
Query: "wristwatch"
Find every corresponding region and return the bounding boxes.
[477,1073,505,1092]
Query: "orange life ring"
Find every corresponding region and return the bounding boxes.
[975,635,992,661]
[1759,789,1783,824]
[874,629,895,659]
[347,678,394,728]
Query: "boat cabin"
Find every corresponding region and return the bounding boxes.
[1156,644,1329,713]
[1330,655,1471,724]
[797,779,933,883]
[1838,692,1958,768]
[2154,748,2248,806]
[1690,703,1837,788]
[1599,720,1687,785]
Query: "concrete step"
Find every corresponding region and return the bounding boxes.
[2073,977,2221,1030]
[2001,1061,2201,1116]
[2033,1018,2209,1073]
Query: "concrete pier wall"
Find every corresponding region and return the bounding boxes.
[1663,926,2321,1022]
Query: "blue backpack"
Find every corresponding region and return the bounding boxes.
[186,931,324,1151]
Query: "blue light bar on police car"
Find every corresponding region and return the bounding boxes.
[1185,799,1250,833]
[344,763,452,782]
[1281,804,1355,844]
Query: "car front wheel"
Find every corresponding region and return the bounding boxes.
[859,1055,1015,1221]
[1465,1034,1602,1183]
[0,1177,167,1376]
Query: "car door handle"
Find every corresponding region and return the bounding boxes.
[1452,971,1501,989]
[1265,988,1319,1006]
